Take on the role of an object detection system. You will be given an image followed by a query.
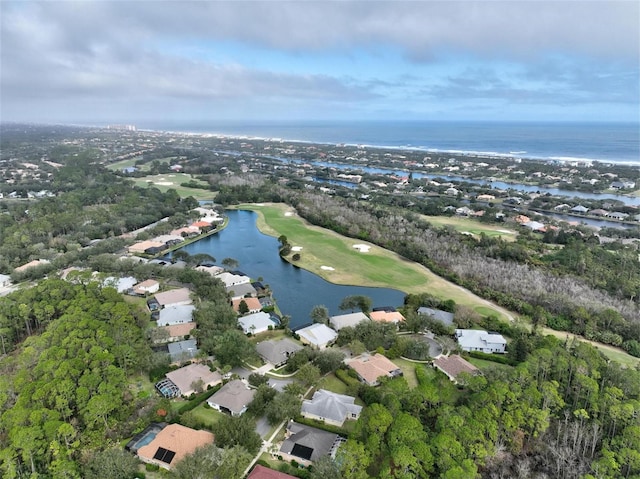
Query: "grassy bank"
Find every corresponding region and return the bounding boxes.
[238,203,514,321]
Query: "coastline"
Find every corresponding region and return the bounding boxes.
[133,120,640,166]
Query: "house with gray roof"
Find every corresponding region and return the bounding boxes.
[455,329,506,354]
[417,307,454,327]
[167,339,198,363]
[239,311,277,335]
[158,305,195,326]
[279,421,343,466]
[329,312,369,331]
[256,338,303,367]
[207,379,256,416]
[301,389,362,427]
[296,323,338,350]
[226,283,258,301]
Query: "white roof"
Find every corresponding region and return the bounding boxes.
[329,312,369,330]
[238,311,276,334]
[158,305,195,326]
[216,272,251,287]
[104,276,137,293]
[455,329,507,349]
[296,323,338,347]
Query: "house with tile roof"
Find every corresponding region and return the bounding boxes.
[133,279,160,295]
[247,465,297,479]
[369,310,405,324]
[348,353,403,386]
[136,424,214,470]
[433,354,480,383]
[301,389,362,427]
[232,296,263,314]
[207,379,256,416]
[163,322,196,342]
[296,323,338,350]
[163,363,222,397]
[155,288,192,308]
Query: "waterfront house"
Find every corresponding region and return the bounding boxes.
[226,282,258,301]
[238,311,276,335]
[296,323,338,350]
[369,310,405,325]
[232,296,263,314]
[417,307,455,327]
[329,312,370,331]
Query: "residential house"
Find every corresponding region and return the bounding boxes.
[157,305,195,326]
[369,310,405,325]
[128,240,165,254]
[256,338,303,367]
[167,339,198,363]
[329,312,370,331]
[163,322,196,342]
[238,311,276,335]
[136,424,214,470]
[301,389,362,427]
[279,421,343,466]
[522,221,546,232]
[216,272,251,288]
[476,194,495,201]
[170,226,201,237]
[611,180,636,190]
[155,288,192,309]
[590,209,609,217]
[162,363,222,397]
[133,279,160,295]
[348,353,403,386]
[153,234,185,247]
[194,264,224,276]
[232,296,263,314]
[207,379,256,416]
[445,187,460,196]
[433,354,480,383]
[571,205,589,214]
[417,307,455,327]
[226,283,258,301]
[103,276,137,293]
[605,212,629,220]
[247,465,297,479]
[296,323,338,350]
[455,329,506,353]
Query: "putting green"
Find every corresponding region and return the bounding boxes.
[239,203,515,321]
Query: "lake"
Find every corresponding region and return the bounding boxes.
[176,210,406,330]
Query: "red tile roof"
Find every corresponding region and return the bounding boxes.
[247,465,298,479]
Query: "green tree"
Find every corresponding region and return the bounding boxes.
[238,300,249,315]
[82,448,139,479]
[171,445,251,479]
[339,295,372,313]
[310,305,330,324]
[297,363,321,386]
[213,415,262,455]
[337,439,371,479]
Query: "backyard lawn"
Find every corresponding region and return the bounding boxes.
[240,203,514,321]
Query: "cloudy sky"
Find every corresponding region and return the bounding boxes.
[1,1,638,125]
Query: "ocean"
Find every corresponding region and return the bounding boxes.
[138,120,640,165]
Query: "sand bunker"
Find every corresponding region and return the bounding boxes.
[154,181,174,186]
[284,212,294,216]
[352,244,371,253]
[320,266,335,271]
[291,246,303,252]
[497,229,515,234]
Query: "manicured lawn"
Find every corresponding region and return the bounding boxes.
[420,215,518,241]
[130,173,214,200]
[467,357,514,373]
[189,403,226,428]
[316,373,350,395]
[392,358,420,388]
[240,203,514,321]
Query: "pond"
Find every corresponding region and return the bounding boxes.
[176,209,406,330]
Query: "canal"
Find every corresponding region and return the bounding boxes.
[176,210,406,330]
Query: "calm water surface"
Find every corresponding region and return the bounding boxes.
[177,210,406,330]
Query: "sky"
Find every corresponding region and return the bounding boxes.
[1,0,639,125]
